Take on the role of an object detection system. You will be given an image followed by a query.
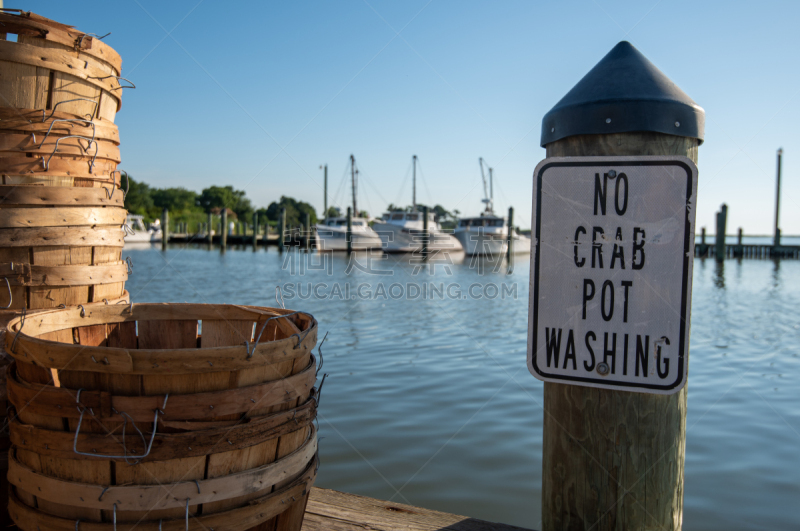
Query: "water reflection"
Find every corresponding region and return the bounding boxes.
[771,258,781,290]
[713,259,725,289]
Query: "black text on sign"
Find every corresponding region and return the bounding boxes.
[527,156,698,394]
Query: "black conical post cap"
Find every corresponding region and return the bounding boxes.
[541,41,704,147]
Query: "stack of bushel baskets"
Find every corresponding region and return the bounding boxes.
[0,10,322,531]
[0,10,134,527]
[5,303,320,530]
[0,9,131,325]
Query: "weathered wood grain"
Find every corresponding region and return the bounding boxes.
[541,132,696,531]
[302,488,534,531]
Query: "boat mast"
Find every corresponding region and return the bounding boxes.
[412,155,417,211]
[479,157,493,214]
[321,164,328,218]
[350,154,357,217]
[489,167,493,205]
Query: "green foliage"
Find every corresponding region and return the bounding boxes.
[122,174,155,219]
[432,204,452,221]
[265,196,318,227]
[325,206,340,218]
[198,186,253,220]
[151,187,200,214]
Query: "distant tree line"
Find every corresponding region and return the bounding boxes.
[122,174,318,229]
[122,175,461,231]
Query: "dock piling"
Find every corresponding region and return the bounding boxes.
[279,208,286,251]
[304,213,311,250]
[736,228,743,258]
[715,204,727,262]
[207,212,213,243]
[323,164,328,217]
[161,208,169,251]
[539,41,701,530]
[346,207,352,255]
[221,209,227,251]
[252,212,258,249]
[422,205,429,259]
[774,148,783,246]
[506,206,514,260]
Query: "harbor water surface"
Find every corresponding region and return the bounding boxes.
[123,243,800,530]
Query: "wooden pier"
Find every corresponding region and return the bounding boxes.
[167,231,281,245]
[694,243,800,259]
[166,231,314,247]
[302,488,534,531]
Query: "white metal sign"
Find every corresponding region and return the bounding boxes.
[527,156,698,394]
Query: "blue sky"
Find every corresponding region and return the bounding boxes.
[28,0,800,233]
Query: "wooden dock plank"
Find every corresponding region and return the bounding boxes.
[302,488,534,531]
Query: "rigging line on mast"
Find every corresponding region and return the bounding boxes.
[330,161,351,212]
[355,164,390,207]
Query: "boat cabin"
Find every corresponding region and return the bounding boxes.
[127,214,152,232]
[323,218,368,227]
[457,217,505,228]
[381,212,436,224]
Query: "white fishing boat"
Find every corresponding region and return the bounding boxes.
[373,156,462,253]
[123,214,162,243]
[315,154,382,251]
[315,216,382,251]
[454,215,531,256]
[453,158,531,256]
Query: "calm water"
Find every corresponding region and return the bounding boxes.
[122,243,800,530]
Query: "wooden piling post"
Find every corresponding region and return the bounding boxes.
[279,207,286,250]
[506,206,514,260]
[221,209,228,250]
[304,213,311,250]
[207,212,213,243]
[161,208,169,251]
[774,148,783,246]
[737,227,743,258]
[323,163,328,217]
[422,205,429,258]
[715,204,727,262]
[346,207,352,254]
[700,227,707,257]
[539,41,703,531]
[253,212,259,248]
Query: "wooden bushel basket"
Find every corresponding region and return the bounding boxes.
[0,11,127,189]
[0,345,10,529]
[0,107,122,188]
[0,184,128,311]
[0,10,126,123]
[3,303,320,531]
[0,290,131,527]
